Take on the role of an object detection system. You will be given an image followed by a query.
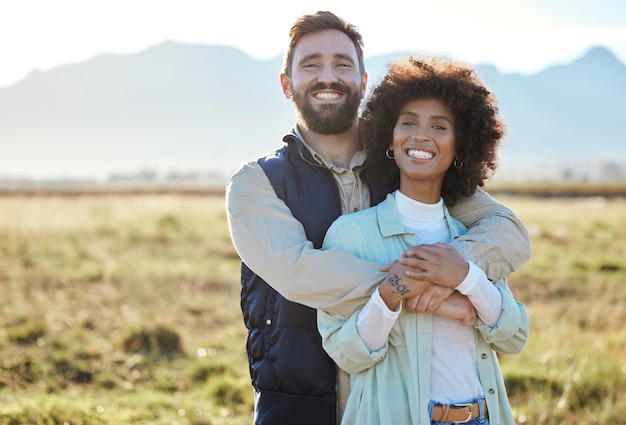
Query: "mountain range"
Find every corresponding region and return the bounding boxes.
[0,42,625,183]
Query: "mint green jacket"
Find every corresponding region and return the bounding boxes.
[318,194,530,425]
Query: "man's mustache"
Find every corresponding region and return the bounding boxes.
[306,82,350,95]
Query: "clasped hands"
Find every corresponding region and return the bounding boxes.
[379,243,477,326]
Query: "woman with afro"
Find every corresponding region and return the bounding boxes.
[318,57,529,425]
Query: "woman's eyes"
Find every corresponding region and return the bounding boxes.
[401,121,447,130]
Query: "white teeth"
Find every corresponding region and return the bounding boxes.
[407,149,434,159]
[315,92,341,100]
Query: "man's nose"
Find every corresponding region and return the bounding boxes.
[318,64,338,84]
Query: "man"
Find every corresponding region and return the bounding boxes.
[226,11,530,425]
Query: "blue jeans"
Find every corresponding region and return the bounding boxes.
[428,397,489,425]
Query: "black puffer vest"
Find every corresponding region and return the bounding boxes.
[240,131,385,425]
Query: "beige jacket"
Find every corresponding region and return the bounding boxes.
[225,159,530,317]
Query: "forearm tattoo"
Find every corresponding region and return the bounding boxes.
[387,274,410,296]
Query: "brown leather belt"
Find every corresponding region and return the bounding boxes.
[431,400,488,423]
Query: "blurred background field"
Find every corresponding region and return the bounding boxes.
[0,185,624,424]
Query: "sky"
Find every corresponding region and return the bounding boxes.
[1,0,626,89]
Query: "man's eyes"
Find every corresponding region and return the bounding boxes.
[301,62,353,69]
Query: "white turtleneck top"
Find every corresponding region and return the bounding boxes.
[356,190,503,402]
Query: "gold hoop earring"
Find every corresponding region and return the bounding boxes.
[454,158,464,169]
[385,149,395,159]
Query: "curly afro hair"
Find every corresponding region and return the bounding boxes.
[361,56,505,206]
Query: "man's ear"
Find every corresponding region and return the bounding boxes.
[361,72,368,97]
[280,74,291,99]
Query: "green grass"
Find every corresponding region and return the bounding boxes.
[0,192,624,424]
[496,196,626,424]
[0,194,252,424]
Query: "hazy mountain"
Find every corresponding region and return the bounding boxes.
[476,46,626,181]
[0,42,624,182]
[0,42,293,180]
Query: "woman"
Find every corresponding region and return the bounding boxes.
[318,57,529,425]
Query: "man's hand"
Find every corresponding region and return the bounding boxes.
[378,243,471,313]
[404,285,454,313]
[415,291,477,326]
[378,260,435,310]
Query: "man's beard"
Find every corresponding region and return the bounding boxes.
[291,82,362,135]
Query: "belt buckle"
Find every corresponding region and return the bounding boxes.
[452,403,474,423]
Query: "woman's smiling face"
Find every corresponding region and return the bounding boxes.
[390,98,456,201]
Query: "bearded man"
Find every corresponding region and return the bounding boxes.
[225,10,531,425]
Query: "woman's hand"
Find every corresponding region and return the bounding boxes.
[398,243,469,288]
[378,243,472,318]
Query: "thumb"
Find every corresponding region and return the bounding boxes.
[379,262,393,272]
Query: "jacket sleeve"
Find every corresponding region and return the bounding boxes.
[474,278,530,354]
[226,161,384,316]
[318,309,388,374]
[448,188,531,281]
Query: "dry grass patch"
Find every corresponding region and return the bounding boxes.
[0,192,624,424]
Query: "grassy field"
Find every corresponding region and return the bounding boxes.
[0,191,624,424]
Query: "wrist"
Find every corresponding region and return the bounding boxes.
[373,288,402,314]
[455,261,485,295]
[378,284,402,310]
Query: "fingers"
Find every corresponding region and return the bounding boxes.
[396,256,428,278]
[379,263,392,272]
[403,295,420,313]
[402,242,450,260]
[437,292,477,326]
[381,261,434,305]
[398,243,468,288]
[406,289,477,326]
[404,286,454,314]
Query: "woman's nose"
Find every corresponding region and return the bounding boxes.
[411,131,429,142]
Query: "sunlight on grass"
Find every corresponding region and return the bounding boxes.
[498,195,626,424]
[0,194,252,424]
[0,193,624,424]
